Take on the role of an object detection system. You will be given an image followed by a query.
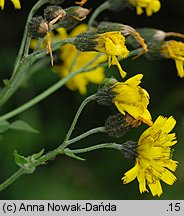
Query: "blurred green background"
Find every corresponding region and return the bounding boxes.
[0,0,184,199]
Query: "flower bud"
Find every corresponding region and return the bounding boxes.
[44,6,66,23]
[28,16,49,38]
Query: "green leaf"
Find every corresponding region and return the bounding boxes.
[0,120,10,133]
[10,120,39,134]
[64,149,85,161]
[14,150,29,168]
[14,150,36,174]
[30,149,44,161]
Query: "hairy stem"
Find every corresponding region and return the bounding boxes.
[0,128,120,192]
[66,143,122,154]
[14,0,50,72]
[0,72,77,122]
[0,38,74,109]
[64,94,96,142]
[0,53,102,121]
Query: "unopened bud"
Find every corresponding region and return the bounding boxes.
[44,6,66,23]
[28,16,49,38]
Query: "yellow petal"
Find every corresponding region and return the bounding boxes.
[136,6,143,15]
[114,102,126,115]
[56,28,68,39]
[111,56,127,78]
[138,109,153,126]
[161,169,177,185]
[145,7,152,16]
[137,169,148,193]
[70,23,88,37]
[0,0,5,9]
[122,162,139,184]
[148,180,163,196]
[11,0,21,9]
[175,60,184,78]
[163,116,176,133]
[124,74,143,86]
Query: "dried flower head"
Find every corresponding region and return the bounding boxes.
[28,17,49,39]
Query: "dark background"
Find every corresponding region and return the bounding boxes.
[0,0,184,199]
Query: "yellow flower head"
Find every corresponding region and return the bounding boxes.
[129,0,161,16]
[54,24,107,95]
[95,32,129,78]
[122,116,178,196]
[0,0,21,10]
[112,74,153,126]
[161,40,184,78]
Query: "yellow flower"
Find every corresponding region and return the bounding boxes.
[122,116,178,196]
[55,24,107,95]
[95,32,129,78]
[0,0,21,10]
[128,0,161,16]
[161,40,184,78]
[112,74,152,126]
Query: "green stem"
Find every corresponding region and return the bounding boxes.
[88,1,110,30]
[66,143,122,154]
[0,72,77,122]
[0,146,61,192]
[64,94,96,141]
[0,38,74,109]
[24,36,31,58]
[69,51,80,73]
[14,0,50,72]
[64,126,105,147]
[0,168,25,192]
[0,134,122,191]
[0,53,103,121]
